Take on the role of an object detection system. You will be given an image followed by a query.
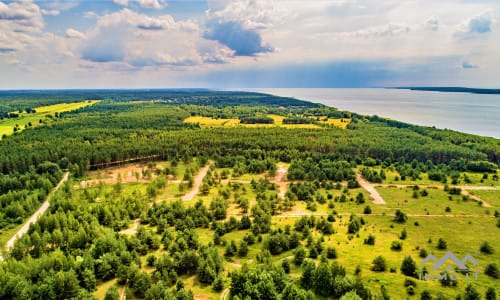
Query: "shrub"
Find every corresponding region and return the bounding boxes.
[394,210,408,223]
[437,238,447,250]
[391,240,403,251]
[371,256,387,272]
[485,263,499,278]
[480,241,494,254]
[326,247,337,259]
[364,234,376,245]
[401,256,417,277]
[419,248,428,258]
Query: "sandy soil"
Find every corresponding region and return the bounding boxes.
[182,163,212,201]
[356,172,386,204]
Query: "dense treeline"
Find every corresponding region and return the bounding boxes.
[2,122,496,176]
[0,89,317,115]
[0,162,62,229]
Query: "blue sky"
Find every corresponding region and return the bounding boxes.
[0,0,499,88]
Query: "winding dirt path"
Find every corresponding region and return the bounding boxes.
[182,163,212,201]
[356,172,386,204]
[1,172,69,261]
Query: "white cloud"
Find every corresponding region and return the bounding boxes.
[138,0,164,10]
[41,9,60,16]
[0,0,44,53]
[83,11,98,19]
[207,0,287,30]
[337,23,412,38]
[456,11,495,35]
[424,16,439,31]
[65,28,85,39]
[80,9,233,67]
[113,0,128,6]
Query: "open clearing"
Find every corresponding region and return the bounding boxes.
[182,114,351,129]
[0,100,99,138]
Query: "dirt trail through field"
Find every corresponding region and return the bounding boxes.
[182,163,212,201]
[356,172,386,204]
[0,172,69,261]
[274,164,288,198]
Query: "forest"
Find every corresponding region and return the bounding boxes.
[0,90,498,300]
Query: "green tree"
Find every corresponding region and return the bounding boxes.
[313,262,333,297]
[294,246,306,266]
[372,256,387,272]
[464,284,481,300]
[486,287,497,300]
[400,256,417,277]
[104,286,119,300]
[300,261,315,290]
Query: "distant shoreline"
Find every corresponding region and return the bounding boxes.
[394,87,500,95]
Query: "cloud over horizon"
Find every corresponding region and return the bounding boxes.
[0,0,499,88]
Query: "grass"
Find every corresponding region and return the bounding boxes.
[0,100,99,139]
[316,116,351,129]
[183,115,322,129]
[364,167,499,187]
[375,186,491,215]
[468,190,500,208]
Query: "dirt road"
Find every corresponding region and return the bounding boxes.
[356,172,386,204]
[0,171,69,261]
[182,163,212,201]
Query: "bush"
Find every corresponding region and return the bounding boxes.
[486,287,497,300]
[394,210,408,223]
[364,234,376,245]
[391,240,403,251]
[404,278,417,287]
[371,256,387,272]
[400,228,407,240]
[437,238,447,250]
[363,206,372,214]
[485,263,499,278]
[419,248,428,258]
[420,290,432,300]
[480,241,494,254]
[326,247,337,259]
[400,256,417,277]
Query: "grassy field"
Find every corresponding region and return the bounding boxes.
[365,167,499,187]
[183,115,329,129]
[0,100,99,138]
[80,162,500,299]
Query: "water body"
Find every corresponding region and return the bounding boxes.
[244,88,500,138]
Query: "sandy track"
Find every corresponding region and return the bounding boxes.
[182,163,212,201]
[356,172,386,204]
[275,165,288,198]
[1,172,69,261]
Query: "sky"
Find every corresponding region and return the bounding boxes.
[0,0,499,89]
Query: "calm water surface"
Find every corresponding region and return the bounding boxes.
[243,88,500,138]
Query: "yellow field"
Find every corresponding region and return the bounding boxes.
[0,100,99,139]
[183,116,240,127]
[316,116,351,128]
[184,114,321,129]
